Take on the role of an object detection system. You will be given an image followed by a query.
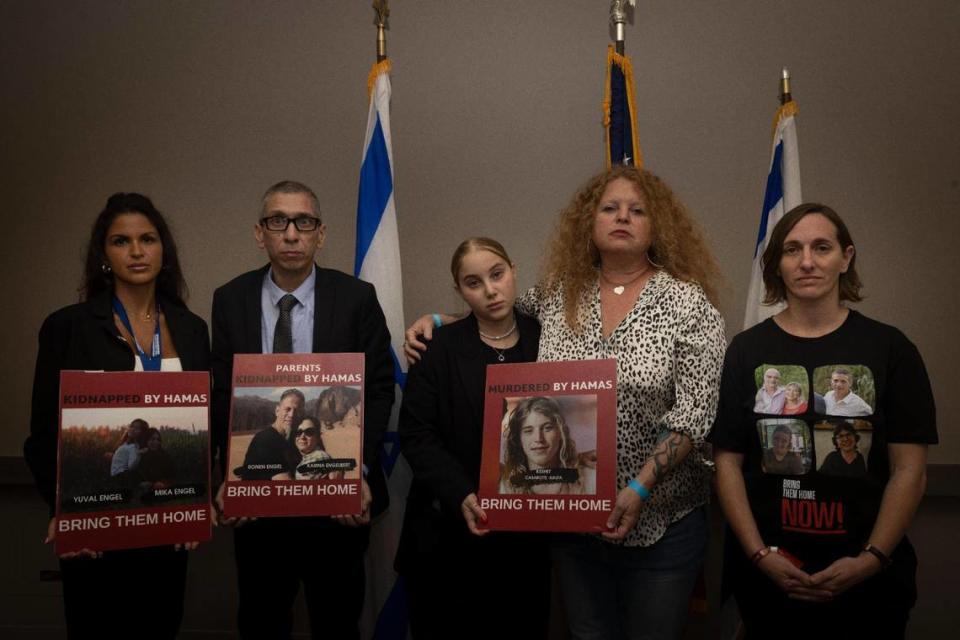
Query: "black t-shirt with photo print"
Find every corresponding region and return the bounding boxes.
[710,311,937,579]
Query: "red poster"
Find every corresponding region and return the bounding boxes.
[222,353,364,518]
[55,371,212,554]
[477,359,617,532]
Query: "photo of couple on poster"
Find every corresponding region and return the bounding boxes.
[231,385,361,482]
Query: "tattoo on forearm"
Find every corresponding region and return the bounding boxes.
[652,431,684,483]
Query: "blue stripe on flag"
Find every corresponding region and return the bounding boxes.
[372,576,409,640]
[355,115,394,275]
[609,62,634,165]
[390,347,407,390]
[754,140,785,257]
[379,431,401,478]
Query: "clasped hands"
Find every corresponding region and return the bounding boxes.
[757,548,882,602]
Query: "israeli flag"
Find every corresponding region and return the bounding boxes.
[355,60,411,639]
[743,101,802,329]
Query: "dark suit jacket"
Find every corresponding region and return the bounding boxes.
[210,264,394,515]
[24,291,210,515]
[395,312,539,570]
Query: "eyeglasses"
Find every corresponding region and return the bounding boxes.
[295,427,318,438]
[259,215,322,232]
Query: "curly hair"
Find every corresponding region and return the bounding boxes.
[831,421,860,449]
[541,165,720,330]
[502,397,578,491]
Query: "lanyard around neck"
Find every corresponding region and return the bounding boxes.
[112,296,162,371]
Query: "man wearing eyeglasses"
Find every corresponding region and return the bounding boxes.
[211,180,394,639]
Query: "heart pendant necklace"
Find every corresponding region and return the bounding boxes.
[600,268,649,295]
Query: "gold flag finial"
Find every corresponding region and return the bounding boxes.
[373,1,390,61]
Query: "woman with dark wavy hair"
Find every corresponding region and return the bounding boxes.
[24,192,209,638]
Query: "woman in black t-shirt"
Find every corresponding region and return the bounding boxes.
[711,203,937,639]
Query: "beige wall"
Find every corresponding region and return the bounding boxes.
[2,1,957,463]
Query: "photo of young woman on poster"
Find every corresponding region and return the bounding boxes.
[499,396,596,495]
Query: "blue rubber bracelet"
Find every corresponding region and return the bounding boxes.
[628,479,651,501]
[432,313,443,328]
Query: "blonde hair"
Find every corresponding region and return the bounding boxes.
[785,381,805,401]
[450,237,513,285]
[542,166,721,330]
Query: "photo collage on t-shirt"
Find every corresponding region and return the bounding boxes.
[753,364,875,478]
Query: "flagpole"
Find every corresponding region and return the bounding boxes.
[374,0,389,62]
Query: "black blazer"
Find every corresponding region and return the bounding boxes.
[24,291,210,515]
[395,312,540,570]
[210,264,394,515]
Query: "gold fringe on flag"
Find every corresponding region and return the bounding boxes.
[602,44,643,169]
[770,99,799,140]
[367,58,392,101]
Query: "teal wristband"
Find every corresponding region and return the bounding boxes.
[432,313,443,328]
[627,479,651,502]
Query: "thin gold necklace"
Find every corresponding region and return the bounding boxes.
[599,268,649,295]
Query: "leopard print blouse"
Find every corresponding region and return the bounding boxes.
[517,270,726,546]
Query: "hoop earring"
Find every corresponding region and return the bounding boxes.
[647,249,664,269]
[101,263,112,274]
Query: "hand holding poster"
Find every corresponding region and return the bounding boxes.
[477,359,617,532]
[222,353,364,518]
[55,371,211,554]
